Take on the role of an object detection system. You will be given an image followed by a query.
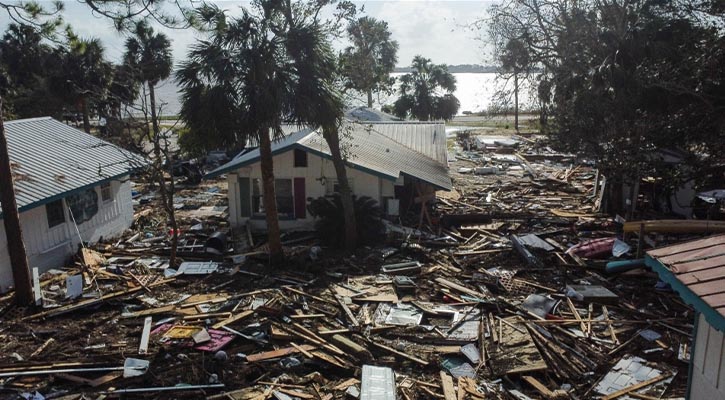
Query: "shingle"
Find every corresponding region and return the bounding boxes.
[647,234,725,319]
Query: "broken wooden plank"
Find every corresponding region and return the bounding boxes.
[211,310,254,329]
[369,341,429,366]
[245,344,316,362]
[435,277,487,299]
[440,371,456,400]
[30,338,55,358]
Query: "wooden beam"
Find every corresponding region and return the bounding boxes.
[440,371,456,400]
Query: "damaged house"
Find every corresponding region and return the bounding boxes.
[0,117,146,292]
[206,119,451,230]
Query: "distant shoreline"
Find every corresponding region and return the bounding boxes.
[394,65,499,74]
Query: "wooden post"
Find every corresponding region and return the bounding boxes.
[0,98,33,305]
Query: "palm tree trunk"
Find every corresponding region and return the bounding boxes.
[323,127,357,251]
[81,96,91,134]
[514,73,519,133]
[0,98,33,305]
[367,90,373,108]
[258,128,284,263]
[149,83,178,266]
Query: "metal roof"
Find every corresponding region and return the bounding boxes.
[345,106,401,122]
[646,234,725,331]
[2,117,147,214]
[207,123,452,191]
[360,121,448,165]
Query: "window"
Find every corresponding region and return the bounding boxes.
[101,182,112,202]
[66,189,99,224]
[46,200,65,228]
[293,149,308,167]
[326,178,354,195]
[275,179,294,217]
[251,178,295,219]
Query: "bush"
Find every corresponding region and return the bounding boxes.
[307,194,385,248]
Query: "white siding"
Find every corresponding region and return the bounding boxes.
[0,179,134,293]
[690,313,725,399]
[228,149,397,230]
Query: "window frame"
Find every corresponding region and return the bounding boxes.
[46,199,66,228]
[293,148,308,168]
[251,178,295,220]
[100,182,112,203]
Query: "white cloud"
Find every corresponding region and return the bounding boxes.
[1,0,493,66]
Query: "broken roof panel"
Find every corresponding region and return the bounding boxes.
[357,121,448,165]
[646,234,725,331]
[2,117,147,214]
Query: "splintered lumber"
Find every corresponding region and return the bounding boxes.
[332,378,360,391]
[284,286,335,304]
[522,376,555,399]
[211,310,254,329]
[246,344,316,362]
[435,277,487,299]
[22,278,175,321]
[333,294,360,327]
[277,323,346,356]
[369,341,429,366]
[600,373,672,400]
[30,338,55,358]
[290,342,314,359]
[309,350,350,368]
[623,219,725,233]
[602,306,619,344]
[330,334,373,360]
[276,388,315,399]
[566,298,587,334]
[440,371,457,400]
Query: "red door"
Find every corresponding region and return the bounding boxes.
[294,178,306,219]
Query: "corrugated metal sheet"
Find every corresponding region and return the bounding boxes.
[207,124,452,191]
[647,234,725,321]
[301,123,451,190]
[2,117,147,213]
[359,122,447,165]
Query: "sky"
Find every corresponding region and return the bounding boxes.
[15,0,495,67]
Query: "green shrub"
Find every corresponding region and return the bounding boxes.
[307,194,385,248]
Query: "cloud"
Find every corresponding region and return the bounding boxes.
[364,0,491,66]
[0,0,493,66]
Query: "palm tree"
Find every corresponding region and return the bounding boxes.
[393,56,460,121]
[123,21,178,265]
[178,1,355,261]
[53,37,112,133]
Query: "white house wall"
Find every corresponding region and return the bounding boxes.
[228,149,397,230]
[690,313,725,399]
[0,179,134,293]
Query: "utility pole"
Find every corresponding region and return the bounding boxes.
[0,97,33,305]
